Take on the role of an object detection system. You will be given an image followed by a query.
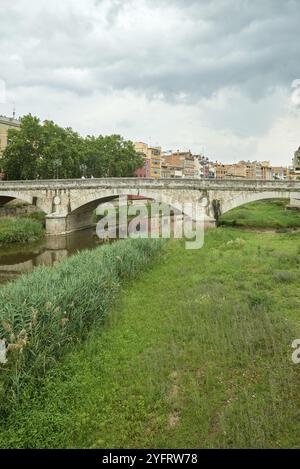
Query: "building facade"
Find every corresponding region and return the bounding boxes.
[271,166,287,180]
[293,146,300,172]
[161,150,200,178]
[214,160,275,180]
[0,115,21,157]
[134,142,161,178]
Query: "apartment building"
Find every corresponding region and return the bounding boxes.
[271,166,287,180]
[293,146,300,172]
[214,162,245,179]
[161,150,199,178]
[134,142,161,178]
[260,161,272,180]
[215,160,274,180]
[161,151,184,178]
[0,115,21,157]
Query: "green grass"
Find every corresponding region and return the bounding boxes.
[1,229,299,448]
[0,217,44,246]
[21,211,46,225]
[220,199,300,229]
[0,238,163,407]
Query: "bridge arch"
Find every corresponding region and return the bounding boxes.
[220,190,292,215]
[65,189,187,233]
[68,187,195,214]
[0,191,50,213]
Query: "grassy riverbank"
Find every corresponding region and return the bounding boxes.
[220,199,300,229]
[0,217,44,246]
[1,199,300,448]
[0,238,163,408]
[0,227,299,448]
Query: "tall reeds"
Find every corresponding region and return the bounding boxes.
[0,238,164,408]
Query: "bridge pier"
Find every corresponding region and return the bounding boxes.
[204,215,217,228]
[46,211,96,235]
[46,212,216,236]
[45,214,68,235]
[290,196,300,208]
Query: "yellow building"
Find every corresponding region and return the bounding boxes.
[260,161,272,180]
[134,142,161,178]
[0,115,21,157]
[215,162,247,179]
[214,160,274,179]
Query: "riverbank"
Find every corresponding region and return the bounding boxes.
[220,199,300,228]
[1,199,300,448]
[0,238,164,409]
[0,217,44,246]
[0,228,299,448]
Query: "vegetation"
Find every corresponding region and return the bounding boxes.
[0,227,299,448]
[0,218,44,246]
[0,200,300,448]
[2,114,143,180]
[0,238,164,408]
[22,211,46,225]
[220,199,300,229]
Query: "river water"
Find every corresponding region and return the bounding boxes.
[0,228,103,285]
[0,213,194,285]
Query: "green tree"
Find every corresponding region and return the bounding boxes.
[37,121,84,179]
[2,115,43,180]
[2,115,143,180]
[83,135,143,177]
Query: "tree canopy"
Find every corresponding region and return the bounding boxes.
[2,115,143,180]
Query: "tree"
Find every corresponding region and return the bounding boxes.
[2,115,42,180]
[2,115,143,180]
[83,135,143,178]
[37,121,84,179]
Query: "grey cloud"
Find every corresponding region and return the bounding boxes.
[0,0,300,163]
[0,0,299,101]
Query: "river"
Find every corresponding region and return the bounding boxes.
[0,213,193,285]
[0,228,103,285]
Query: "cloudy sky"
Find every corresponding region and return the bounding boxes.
[0,0,300,164]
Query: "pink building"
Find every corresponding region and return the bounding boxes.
[135,158,151,177]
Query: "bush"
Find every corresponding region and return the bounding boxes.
[225,238,246,249]
[273,271,297,283]
[0,238,164,408]
[0,217,44,245]
[248,291,271,308]
[22,211,46,226]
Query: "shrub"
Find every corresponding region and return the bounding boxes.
[23,211,46,226]
[225,238,246,249]
[0,238,164,408]
[273,271,297,283]
[248,291,271,308]
[0,217,44,245]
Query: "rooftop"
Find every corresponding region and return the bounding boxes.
[0,115,21,127]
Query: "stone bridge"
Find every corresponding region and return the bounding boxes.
[1,178,300,234]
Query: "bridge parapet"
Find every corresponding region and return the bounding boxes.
[1,177,300,191]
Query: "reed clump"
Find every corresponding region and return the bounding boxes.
[0,238,164,408]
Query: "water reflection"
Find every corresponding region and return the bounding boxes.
[0,213,199,285]
[0,228,103,285]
